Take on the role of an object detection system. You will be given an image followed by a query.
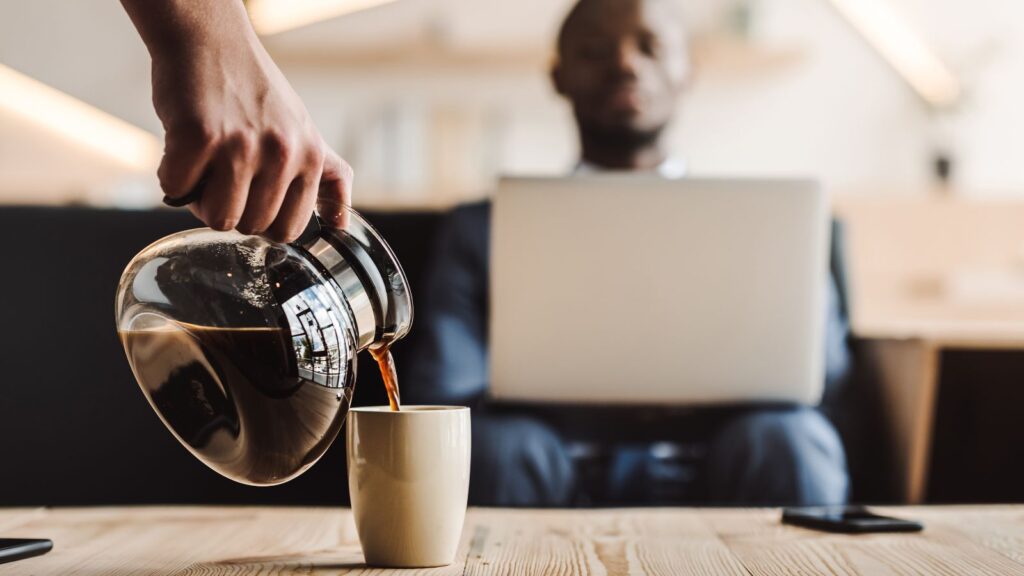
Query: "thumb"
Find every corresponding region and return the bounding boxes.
[317,142,353,229]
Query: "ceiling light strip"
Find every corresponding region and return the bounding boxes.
[248,0,400,35]
[828,0,961,108]
[0,63,161,171]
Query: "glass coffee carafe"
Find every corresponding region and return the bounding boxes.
[115,207,411,486]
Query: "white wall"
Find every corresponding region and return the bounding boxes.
[1,0,1022,206]
[675,0,932,192]
[0,0,159,204]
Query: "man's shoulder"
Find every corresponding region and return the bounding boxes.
[442,199,492,246]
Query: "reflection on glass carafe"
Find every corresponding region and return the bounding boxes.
[116,208,411,486]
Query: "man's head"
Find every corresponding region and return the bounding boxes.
[551,0,690,157]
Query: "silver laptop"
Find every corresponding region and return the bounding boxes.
[490,175,829,406]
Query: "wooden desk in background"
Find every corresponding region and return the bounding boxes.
[2,506,1024,575]
[860,327,1024,504]
[837,197,1024,504]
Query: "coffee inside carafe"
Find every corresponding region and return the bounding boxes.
[116,207,413,486]
[120,320,349,484]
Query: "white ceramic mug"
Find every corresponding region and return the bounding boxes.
[347,406,471,567]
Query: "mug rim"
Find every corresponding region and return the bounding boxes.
[350,405,469,414]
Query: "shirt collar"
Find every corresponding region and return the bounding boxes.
[574,157,687,179]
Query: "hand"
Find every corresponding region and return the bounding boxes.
[122,0,352,242]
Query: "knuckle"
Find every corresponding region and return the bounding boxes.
[339,158,354,181]
[177,117,218,148]
[307,146,325,169]
[262,130,293,161]
[305,130,325,162]
[229,131,258,160]
[277,142,295,164]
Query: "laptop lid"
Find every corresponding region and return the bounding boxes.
[489,175,828,406]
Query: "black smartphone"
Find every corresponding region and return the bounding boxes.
[782,506,924,534]
[0,538,53,564]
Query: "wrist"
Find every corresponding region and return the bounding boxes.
[124,0,258,60]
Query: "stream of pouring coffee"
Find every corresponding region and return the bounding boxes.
[370,345,401,411]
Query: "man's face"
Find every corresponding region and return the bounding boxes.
[552,0,689,140]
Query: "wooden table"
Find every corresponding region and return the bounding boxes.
[2,506,1024,574]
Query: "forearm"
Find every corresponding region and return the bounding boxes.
[120,0,256,58]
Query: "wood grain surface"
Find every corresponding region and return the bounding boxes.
[2,506,1023,575]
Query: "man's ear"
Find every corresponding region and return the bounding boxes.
[673,43,695,95]
[550,60,567,96]
[682,42,696,92]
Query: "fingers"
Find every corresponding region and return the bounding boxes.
[236,134,293,236]
[317,144,354,229]
[191,136,256,231]
[162,125,351,241]
[240,133,325,241]
[157,125,218,203]
[265,173,320,243]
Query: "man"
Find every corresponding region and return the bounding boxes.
[407,0,850,507]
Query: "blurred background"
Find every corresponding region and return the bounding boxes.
[1,0,1023,506]
[5,0,1024,206]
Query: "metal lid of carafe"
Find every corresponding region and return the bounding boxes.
[294,208,412,351]
[162,183,410,351]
